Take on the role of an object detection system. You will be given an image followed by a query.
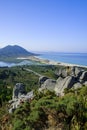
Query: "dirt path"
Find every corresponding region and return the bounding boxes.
[24,68,42,77]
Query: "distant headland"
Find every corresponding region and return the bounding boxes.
[0,45,36,62]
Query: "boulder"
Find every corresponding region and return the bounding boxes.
[57,69,63,77]
[55,77,64,96]
[83,81,87,86]
[73,82,82,89]
[70,67,83,78]
[55,76,76,95]
[80,71,87,82]
[13,83,26,99]
[56,77,63,83]
[39,79,56,91]
[39,76,49,85]
[75,67,82,76]
[61,69,68,78]
[9,90,34,113]
[70,67,75,76]
[55,68,67,78]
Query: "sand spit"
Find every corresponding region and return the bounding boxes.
[17,56,87,68]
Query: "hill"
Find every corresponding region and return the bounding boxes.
[0,45,34,58]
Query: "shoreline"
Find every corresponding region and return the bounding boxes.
[17,56,87,68]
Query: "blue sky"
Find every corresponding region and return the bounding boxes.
[0,0,87,52]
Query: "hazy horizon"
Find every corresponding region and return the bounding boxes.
[0,0,87,53]
[0,44,87,54]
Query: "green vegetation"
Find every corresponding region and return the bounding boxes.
[0,87,86,130]
[0,65,87,130]
[26,65,64,79]
[0,65,58,106]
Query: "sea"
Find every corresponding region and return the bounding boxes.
[0,52,87,67]
[38,52,87,66]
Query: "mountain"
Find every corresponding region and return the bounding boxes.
[0,45,34,58]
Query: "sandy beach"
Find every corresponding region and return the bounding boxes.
[17,56,87,68]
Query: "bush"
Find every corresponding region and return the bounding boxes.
[13,119,25,130]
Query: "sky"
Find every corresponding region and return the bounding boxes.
[0,0,87,52]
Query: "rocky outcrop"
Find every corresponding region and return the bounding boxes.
[9,83,33,113]
[55,68,68,78]
[80,71,87,82]
[54,67,87,95]
[13,83,26,99]
[39,67,87,96]
[39,76,49,85]
[73,82,82,89]
[74,67,83,77]
[55,76,76,95]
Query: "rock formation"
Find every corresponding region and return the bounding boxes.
[9,83,33,113]
[13,83,26,99]
[55,76,76,95]
[39,76,49,85]
[39,79,56,91]
[39,66,87,96]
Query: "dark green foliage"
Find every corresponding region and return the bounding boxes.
[13,119,25,130]
[0,66,39,104]
[26,65,60,79]
[0,65,58,106]
[11,87,87,130]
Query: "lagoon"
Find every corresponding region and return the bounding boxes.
[0,60,35,67]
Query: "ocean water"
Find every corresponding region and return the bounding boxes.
[38,52,87,66]
[0,53,87,67]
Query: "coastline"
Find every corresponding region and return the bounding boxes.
[17,56,87,68]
